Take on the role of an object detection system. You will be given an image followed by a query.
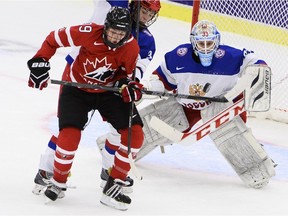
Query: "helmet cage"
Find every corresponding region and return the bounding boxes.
[191,34,219,55]
[190,20,220,67]
[103,24,131,49]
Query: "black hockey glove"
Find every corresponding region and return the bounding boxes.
[27,57,50,90]
[114,78,143,103]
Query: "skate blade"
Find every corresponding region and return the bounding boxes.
[100,195,128,211]
[32,184,46,195]
[44,196,53,205]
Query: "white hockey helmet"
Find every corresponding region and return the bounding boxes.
[190,20,220,67]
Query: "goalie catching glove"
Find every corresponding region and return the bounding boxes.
[27,57,50,90]
[114,78,143,103]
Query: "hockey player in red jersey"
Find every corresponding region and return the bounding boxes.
[27,6,143,210]
[32,0,161,197]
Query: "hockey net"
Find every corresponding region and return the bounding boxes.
[192,0,288,123]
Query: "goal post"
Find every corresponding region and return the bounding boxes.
[190,0,288,123]
[191,0,200,28]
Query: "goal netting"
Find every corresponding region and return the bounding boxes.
[192,0,288,123]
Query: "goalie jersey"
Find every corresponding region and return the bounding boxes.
[155,43,266,110]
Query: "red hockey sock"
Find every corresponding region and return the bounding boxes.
[53,127,81,183]
[110,124,143,180]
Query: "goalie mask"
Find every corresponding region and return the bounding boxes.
[190,20,220,67]
[103,6,132,49]
[130,0,161,28]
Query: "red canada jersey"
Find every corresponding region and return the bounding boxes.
[34,23,139,93]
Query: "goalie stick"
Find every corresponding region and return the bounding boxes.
[149,97,245,146]
[49,79,226,180]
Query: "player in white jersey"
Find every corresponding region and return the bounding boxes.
[32,0,161,197]
[137,20,276,189]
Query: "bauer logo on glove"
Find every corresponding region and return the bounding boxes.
[114,78,143,103]
[27,57,50,90]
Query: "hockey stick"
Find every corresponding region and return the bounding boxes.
[140,89,228,102]
[49,79,228,103]
[150,97,245,146]
[49,79,119,92]
[127,0,143,180]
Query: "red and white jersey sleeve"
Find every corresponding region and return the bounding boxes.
[33,23,139,93]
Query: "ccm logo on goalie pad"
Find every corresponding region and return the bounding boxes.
[182,99,245,142]
[150,98,245,145]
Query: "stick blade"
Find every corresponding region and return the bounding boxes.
[128,153,143,180]
[149,116,183,143]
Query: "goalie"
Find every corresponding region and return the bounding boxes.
[97,20,276,191]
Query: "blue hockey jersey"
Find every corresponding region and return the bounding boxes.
[155,43,266,110]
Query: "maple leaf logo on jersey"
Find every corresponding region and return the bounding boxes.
[83,57,114,83]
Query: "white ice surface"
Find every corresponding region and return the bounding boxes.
[0,1,287,215]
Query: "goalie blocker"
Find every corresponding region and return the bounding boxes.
[225,64,271,112]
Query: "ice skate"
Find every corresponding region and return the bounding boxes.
[32,169,53,195]
[32,169,65,198]
[100,176,131,211]
[100,168,134,193]
[44,178,67,203]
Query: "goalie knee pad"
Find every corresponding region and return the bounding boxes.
[201,103,276,189]
[136,97,189,161]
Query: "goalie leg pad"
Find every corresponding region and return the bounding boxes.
[136,97,189,161]
[210,116,275,188]
[201,103,275,189]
